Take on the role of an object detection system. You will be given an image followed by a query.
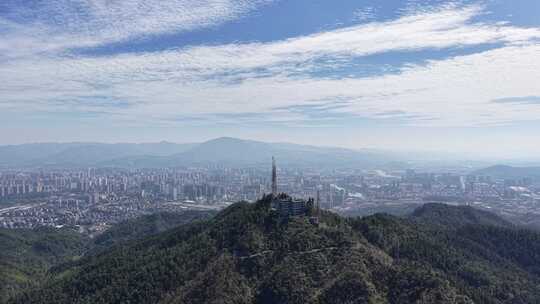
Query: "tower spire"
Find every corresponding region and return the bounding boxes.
[272,156,277,197]
[316,188,320,215]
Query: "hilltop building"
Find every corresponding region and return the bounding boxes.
[270,157,316,218]
[272,194,313,217]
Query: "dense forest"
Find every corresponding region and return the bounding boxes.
[0,211,214,303]
[4,199,540,303]
[0,227,88,303]
[0,198,540,303]
[90,210,216,253]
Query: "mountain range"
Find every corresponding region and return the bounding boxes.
[0,137,402,169]
[0,141,194,168]
[4,202,540,303]
[3,137,522,171]
[473,165,540,181]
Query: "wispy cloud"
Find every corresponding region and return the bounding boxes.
[0,0,274,59]
[352,6,377,22]
[1,2,540,129]
[491,96,540,105]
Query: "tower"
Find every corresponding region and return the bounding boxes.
[271,156,277,197]
[316,188,320,215]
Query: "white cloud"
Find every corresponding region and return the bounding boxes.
[1,3,540,128]
[92,4,539,76]
[0,0,273,59]
[352,7,377,22]
[109,44,540,126]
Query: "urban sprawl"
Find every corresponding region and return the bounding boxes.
[1,165,539,233]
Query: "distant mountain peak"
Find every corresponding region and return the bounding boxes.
[202,137,260,145]
[473,164,540,180]
[0,138,398,168]
[486,164,513,170]
[411,203,511,228]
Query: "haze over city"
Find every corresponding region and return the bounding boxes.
[1,0,540,159]
[4,1,540,304]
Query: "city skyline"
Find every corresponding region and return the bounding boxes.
[3,2,540,303]
[1,0,540,157]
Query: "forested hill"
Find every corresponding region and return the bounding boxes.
[0,211,215,304]
[410,203,512,228]
[10,198,540,304]
[91,211,216,253]
[0,227,88,303]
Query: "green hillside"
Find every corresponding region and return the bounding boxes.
[0,227,88,303]
[8,198,540,304]
[91,211,216,253]
[0,211,215,303]
[410,203,513,228]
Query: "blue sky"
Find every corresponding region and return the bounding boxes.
[1,0,539,159]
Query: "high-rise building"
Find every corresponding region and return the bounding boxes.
[272,156,277,197]
[316,188,320,211]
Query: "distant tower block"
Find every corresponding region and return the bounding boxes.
[316,188,320,214]
[272,156,277,197]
